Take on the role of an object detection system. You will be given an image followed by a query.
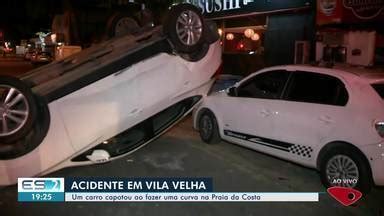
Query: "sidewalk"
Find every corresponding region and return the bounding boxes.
[0,57,34,77]
[0,56,25,62]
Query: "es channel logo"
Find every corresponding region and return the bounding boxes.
[18,178,65,202]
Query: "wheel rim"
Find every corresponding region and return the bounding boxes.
[176,10,202,46]
[326,155,359,188]
[114,17,138,37]
[0,85,29,137]
[200,115,213,140]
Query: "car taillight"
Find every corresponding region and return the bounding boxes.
[375,121,384,137]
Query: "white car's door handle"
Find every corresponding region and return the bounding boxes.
[260,109,272,117]
[319,116,333,124]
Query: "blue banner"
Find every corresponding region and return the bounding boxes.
[18,192,65,202]
[65,177,213,193]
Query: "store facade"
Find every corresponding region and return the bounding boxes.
[316,0,384,66]
[185,0,316,75]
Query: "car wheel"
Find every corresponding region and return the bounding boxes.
[164,4,205,54]
[179,43,209,62]
[107,14,140,38]
[0,76,37,143]
[198,111,221,144]
[319,145,372,193]
[203,20,220,44]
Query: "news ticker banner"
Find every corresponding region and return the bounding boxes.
[18,177,319,202]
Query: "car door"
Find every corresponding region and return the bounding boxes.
[219,70,290,150]
[57,66,141,151]
[268,71,349,165]
[58,54,187,152]
[134,54,186,114]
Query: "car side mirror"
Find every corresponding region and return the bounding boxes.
[227,86,237,97]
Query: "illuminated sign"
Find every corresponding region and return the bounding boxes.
[343,0,384,19]
[185,0,244,13]
[185,0,313,18]
[317,0,384,25]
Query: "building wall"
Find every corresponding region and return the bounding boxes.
[264,12,315,66]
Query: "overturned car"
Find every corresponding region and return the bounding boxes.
[0,4,221,186]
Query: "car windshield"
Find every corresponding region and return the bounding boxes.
[371,83,384,99]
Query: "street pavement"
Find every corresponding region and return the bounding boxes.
[0,56,35,77]
[0,58,383,215]
[0,117,383,216]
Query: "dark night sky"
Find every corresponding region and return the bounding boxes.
[0,0,56,40]
[0,0,173,42]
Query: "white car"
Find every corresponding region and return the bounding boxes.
[0,4,221,186]
[194,65,384,192]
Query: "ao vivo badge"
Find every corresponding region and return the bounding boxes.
[327,186,362,206]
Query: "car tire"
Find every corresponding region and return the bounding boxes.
[198,110,221,144]
[203,20,220,44]
[163,4,205,54]
[107,14,140,38]
[0,76,37,143]
[179,43,209,62]
[319,145,372,193]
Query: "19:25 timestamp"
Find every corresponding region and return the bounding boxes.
[31,193,53,201]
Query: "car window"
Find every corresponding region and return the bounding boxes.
[285,71,348,106]
[237,70,290,99]
[371,83,384,99]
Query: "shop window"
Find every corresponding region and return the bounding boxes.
[222,27,265,55]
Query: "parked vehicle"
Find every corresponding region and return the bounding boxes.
[24,50,35,61]
[0,4,221,186]
[194,64,384,192]
[0,42,13,57]
[51,0,153,46]
[30,51,52,64]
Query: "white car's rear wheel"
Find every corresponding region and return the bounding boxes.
[319,145,372,193]
[0,76,37,143]
[198,111,221,144]
[325,155,360,188]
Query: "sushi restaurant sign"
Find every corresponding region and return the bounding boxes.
[185,0,313,18]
